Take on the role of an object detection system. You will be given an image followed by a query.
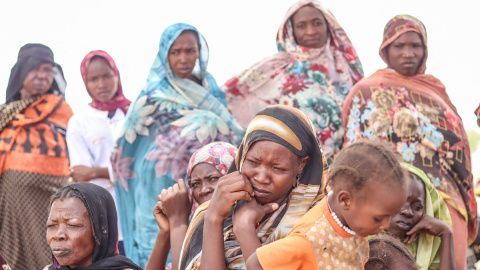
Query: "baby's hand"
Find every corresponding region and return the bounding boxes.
[153,195,169,233]
[233,198,278,232]
[405,214,452,244]
[160,179,193,226]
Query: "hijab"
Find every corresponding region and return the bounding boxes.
[186,141,237,180]
[80,50,131,114]
[6,43,66,103]
[49,182,141,270]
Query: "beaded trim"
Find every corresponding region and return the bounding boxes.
[327,191,356,236]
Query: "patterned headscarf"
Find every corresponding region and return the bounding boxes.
[80,50,131,114]
[379,14,428,75]
[186,142,237,180]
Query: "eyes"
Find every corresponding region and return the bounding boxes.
[190,177,219,189]
[169,47,198,55]
[88,73,114,83]
[295,19,325,30]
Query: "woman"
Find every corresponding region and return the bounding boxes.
[67,50,130,254]
[0,43,73,270]
[386,164,454,270]
[179,105,328,269]
[341,15,476,269]
[223,0,363,160]
[111,23,244,267]
[45,182,142,270]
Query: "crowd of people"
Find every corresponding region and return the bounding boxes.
[0,0,478,269]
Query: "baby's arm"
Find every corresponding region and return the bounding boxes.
[145,198,171,270]
[406,215,455,270]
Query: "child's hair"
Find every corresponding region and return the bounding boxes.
[366,235,419,270]
[325,140,407,197]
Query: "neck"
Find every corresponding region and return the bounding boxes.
[327,192,348,228]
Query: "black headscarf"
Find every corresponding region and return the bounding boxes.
[49,182,142,270]
[6,43,66,103]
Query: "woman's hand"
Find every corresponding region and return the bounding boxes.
[233,198,279,233]
[405,214,452,244]
[205,171,254,224]
[70,166,109,182]
[160,179,193,226]
[153,195,170,233]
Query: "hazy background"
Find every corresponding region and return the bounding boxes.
[1,0,479,177]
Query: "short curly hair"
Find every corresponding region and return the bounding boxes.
[366,235,419,270]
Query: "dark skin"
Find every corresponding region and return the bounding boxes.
[200,141,308,270]
[386,31,425,77]
[168,30,201,84]
[189,163,222,205]
[291,5,328,48]
[70,166,110,183]
[387,176,455,270]
[46,198,95,268]
[21,63,54,100]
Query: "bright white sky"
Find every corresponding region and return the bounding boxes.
[1,0,479,176]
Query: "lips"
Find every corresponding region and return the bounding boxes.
[395,220,412,230]
[253,187,271,197]
[51,248,73,257]
[401,62,417,67]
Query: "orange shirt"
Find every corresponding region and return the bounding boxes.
[257,198,369,270]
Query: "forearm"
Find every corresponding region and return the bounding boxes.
[235,225,261,263]
[169,221,189,270]
[92,167,110,179]
[246,252,264,270]
[199,215,227,270]
[144,231,170,270]
[438,230,456,270]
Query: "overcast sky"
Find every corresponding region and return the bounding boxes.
[1,0,479,176]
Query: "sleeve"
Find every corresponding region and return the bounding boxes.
[66,116,94,167]
[256,235,316,270]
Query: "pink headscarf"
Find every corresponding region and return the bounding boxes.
[80,50,131,114]
[186,142,237,180]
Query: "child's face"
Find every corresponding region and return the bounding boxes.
[342,182,407,237]
[387,175,425,239]
[189,163,222,205]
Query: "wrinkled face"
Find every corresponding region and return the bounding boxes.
[168,30,200,81]
[21,63,54,99]
[242,140,307,205]
[342,182,407,237]
[189,163,222,205]
[388,175,425,239]
[291,5,328,48]
[46,198,95,268]
[386,31,425,76]
[86,57,118,103]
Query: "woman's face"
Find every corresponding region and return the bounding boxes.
[189,163,222,205]
[242,140,307,205]
[342,181,407,237]
[86,57,118,103]
[386,31,425,76]
[46,197,95,268]
[291,5,328,48]
[387,175,425,239]
[21,63,54,99]
[168,31,199,81]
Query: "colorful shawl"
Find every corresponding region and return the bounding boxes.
[179,105,329,270]
[80,50,131,114]
[401,163,452,270]
[341,14,476,246]
[110,23,244,267]
[0,44,73,270]
[223,0,363,160]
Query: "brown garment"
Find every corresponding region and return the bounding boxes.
[0,170,68,270]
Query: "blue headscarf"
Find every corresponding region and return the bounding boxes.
[111,23,244,267]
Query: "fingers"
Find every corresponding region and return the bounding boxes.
[177,178,188,191]
[262,203,279,214]
[218,176,254,196]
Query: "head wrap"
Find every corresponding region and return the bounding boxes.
[6,43,66,103]
[400,163,452,270]
[49,182,141,270]
[80,50,131,114]
[186,142,237,179]
[379,15,428,75]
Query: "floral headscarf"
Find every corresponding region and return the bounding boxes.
[80,50,131,114]
[186,142,237,180]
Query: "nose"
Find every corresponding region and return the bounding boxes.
[305,24,316,35]
[179,52,188,63]
[52,225,67,241]
[402,46,414,58]
[400,206,414,218]
[252,168,270,185]
[199,183,214,197]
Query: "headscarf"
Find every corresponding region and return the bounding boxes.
[186,141,237,180]
[180,105,329,270]
[110,23,243,267]
[80,50,131,114]
[400,163,452,270]
[49,182,141,270]
[6,43,66,103]
[223,0,363,160]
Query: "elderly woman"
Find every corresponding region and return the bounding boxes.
[341,15,476,269]
[0,43,73,269]
[223,0,363,161]
[111,23,244,267]
[179,105,328,269]
[67,50,130,254]
[45,182,142,270]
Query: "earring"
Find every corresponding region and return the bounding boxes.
[293,175,300,188]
